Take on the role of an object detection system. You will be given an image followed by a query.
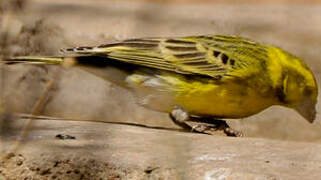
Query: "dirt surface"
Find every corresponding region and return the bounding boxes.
[2,117,321,180]
[1,0,321,179]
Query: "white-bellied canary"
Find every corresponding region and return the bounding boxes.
[5,34,318,135]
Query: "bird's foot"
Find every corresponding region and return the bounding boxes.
[169,107,243,137]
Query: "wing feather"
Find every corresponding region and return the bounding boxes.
[62,35,268,79]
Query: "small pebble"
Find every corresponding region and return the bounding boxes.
[55,134,76,140]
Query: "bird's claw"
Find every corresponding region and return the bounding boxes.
[191,124,217,133]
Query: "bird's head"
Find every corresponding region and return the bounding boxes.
[275,49,318,123]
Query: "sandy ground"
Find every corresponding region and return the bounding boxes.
[1,0,321,179]
[2,117,321,180]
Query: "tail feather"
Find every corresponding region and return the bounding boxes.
[2,56,64,65]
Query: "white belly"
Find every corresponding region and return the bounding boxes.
[125,74,176,112]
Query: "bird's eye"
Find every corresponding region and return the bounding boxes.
[304,87,313,97]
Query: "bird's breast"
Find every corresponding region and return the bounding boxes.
[173,79,276,118]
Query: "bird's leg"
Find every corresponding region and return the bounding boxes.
[169,107,193,131]
[169,107,223,135]
[169,107,242,136]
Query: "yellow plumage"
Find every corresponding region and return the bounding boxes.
[172,77,276,118]
[5,34,318,124]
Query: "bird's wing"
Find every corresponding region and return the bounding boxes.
[62,35,269,79]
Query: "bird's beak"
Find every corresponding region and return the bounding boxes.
[295,99,317,123]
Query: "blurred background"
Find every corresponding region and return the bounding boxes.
[1,0,321,142]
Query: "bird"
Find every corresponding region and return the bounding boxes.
[4,34,318,136]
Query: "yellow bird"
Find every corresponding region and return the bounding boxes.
[6,34,318,136]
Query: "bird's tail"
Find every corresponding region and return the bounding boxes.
[2,55,136,87]
[2,56,64,65]
[1,55,83,68]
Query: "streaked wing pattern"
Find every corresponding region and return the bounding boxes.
[62,35,269,79]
